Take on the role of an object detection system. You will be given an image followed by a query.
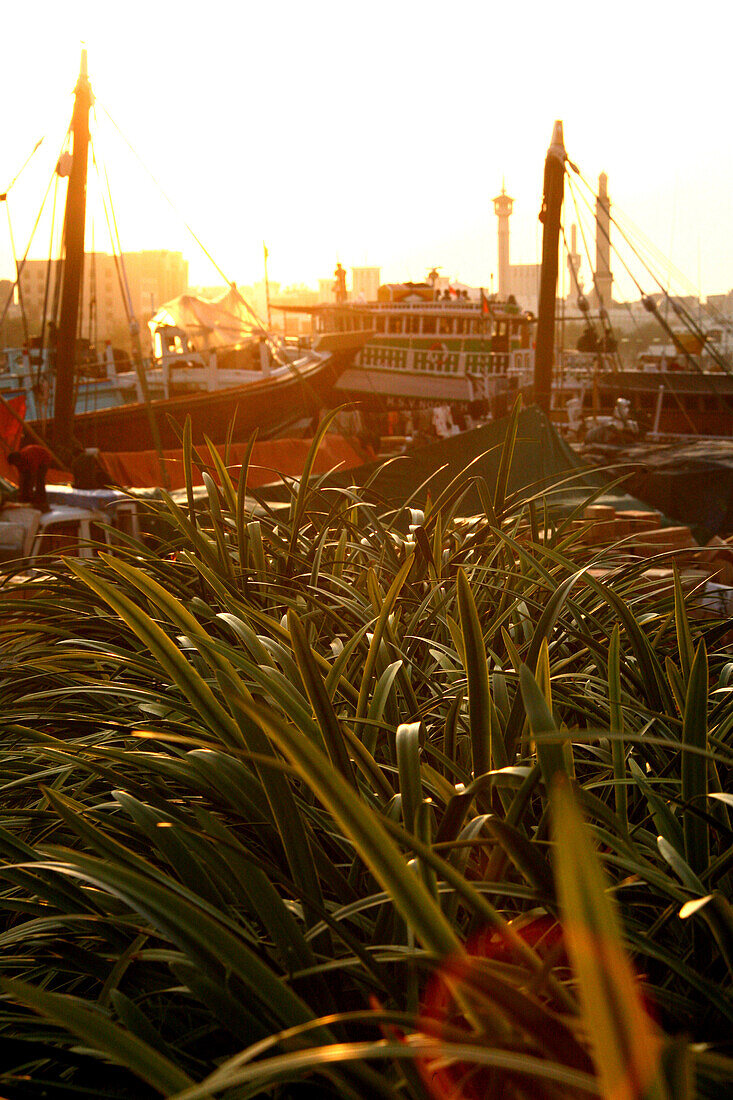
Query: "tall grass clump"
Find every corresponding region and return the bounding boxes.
[0,411,731,1098]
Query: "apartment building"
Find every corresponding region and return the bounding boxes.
[16,250,188,348]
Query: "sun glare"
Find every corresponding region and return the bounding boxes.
[1,1,731,297]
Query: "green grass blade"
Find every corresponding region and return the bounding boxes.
[503,569,585,759]
[551,778,671,1100]
[519,663,568,790]
[673,567,694,685]
[205,433,238,516]
[287,407,344,560]
[65,560,242,749]
[493,391,522,518]
[234,697,464,958]
[457,568,507,775]
[608,625,628,832]
[355,555,414,728]
[396,722,422,835]
[682,640,709,876]
[2,978,196,1096]
[628,758,685,856]
[287,608,356,787]
[182,415,197,528]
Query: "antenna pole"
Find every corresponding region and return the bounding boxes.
[534,120,565,415]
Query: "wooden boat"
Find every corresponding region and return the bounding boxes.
[6,52,367,462]
[281,280,534,417]
[48,329,365,453]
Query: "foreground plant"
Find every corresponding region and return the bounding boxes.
[0,411,730,1097]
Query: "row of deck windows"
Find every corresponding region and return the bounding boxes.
[376,315,522,337]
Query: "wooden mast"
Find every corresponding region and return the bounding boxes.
[533,120,566,415]
[53,49,93,459]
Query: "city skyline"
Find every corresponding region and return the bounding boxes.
[1,1,731,306]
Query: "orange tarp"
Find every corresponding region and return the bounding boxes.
[97,435,367,490]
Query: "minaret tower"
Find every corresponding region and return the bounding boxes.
[493,183,514,298]
[594,172,613,308]
[567,223,582,297]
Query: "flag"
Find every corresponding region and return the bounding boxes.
[480,289,491,316]
[0,395,26,452]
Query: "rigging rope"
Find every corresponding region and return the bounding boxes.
[564,161,729,431]
[36,170,61,389]
[93,104,299,375]
[97,102,267,332]
[1,138,44,197]
[569,163,732,377]
[564,182,618,365]
[90,132,135,327]
[0,129,71,334]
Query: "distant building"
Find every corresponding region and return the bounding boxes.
[706,291,733,320]
[17,250,188,348]
[0,280,14,312]
[506,264,540,314]
[351,267,380,303]
[493,184,540,313]
[318,279,336,304]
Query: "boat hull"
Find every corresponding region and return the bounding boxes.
[27,346,359,453]
[546,369,733,437]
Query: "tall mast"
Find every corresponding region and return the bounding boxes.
[533,120,565,415]
[53,49,93,458]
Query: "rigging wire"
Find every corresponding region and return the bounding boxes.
[36,170,61,389]
[4,199,29,346]
[564,175,622,369]
[1,138,45,197]
[0,128,72,334]
[96,102,267,333]
[88,119,318,413]
[90,132,135,330]
[569,164,731,376]
[568,169,699,349]
[93,105,298,373]
[565,162,727,430]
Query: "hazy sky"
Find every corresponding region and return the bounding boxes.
[1,0,731,301]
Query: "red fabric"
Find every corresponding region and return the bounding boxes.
[98,435,367,491]
[0,395,26,452]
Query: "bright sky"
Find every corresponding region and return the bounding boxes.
[1,0,731,302]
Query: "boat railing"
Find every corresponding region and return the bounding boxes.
[357,342,534,378]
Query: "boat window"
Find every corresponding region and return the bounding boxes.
[422,316,437,335]
[406,315,420,334]
[439,317,453,335]
[455,317,465,335]
[388,316,403,334]
[376,317,386,334]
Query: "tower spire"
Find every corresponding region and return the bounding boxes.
[594,172,613,308]
[493,183,514,298]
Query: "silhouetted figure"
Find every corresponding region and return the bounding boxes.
[7,445,54,511]
[333,263,347,304]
